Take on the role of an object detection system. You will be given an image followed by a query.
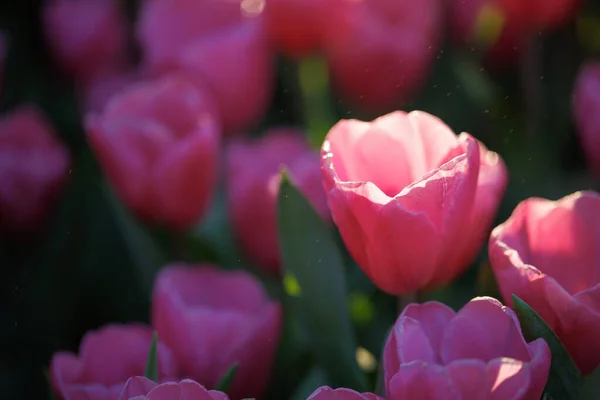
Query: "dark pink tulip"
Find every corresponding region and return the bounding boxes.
[323,0,442,112]
[0,106,70,234]
[86,75,220,231]
[118,376,229,400]
[321,111,508,295]
[226,128,329,275]
[489,191,600,374]
[42,0,128,85]
[573,62,600,179]
[152,264,282,399]
[137,0,274,135]
[265,0,342,58]
[50,324,178,400]
[306,386,383,400]
[384,297,550,400]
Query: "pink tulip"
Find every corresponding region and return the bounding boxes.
[152,264,282,399]
[50,324,179,400]
[86,75,220,231]
[226,128,329,275]
[498,0,581,31]
[136,0,274,135]
[573,62,600,180]
[384,297,550,399]
[306,386,383,400]
[323,0,442,112]
[42,0,128,85]
[0,105,70,235]
[265,0,342,58]
[118,376,229,400]
[321,110,508,295]
[489,191,600,374]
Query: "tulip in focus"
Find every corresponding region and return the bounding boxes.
[572,62,600,179]
[0,106,70,235]
[489,191,600,374]
[384,297,550,399]
[306,386,383,400]
[323,0,442,112]
[265,0,342,58]
[226,129,329,274]
[118,376,229,400]
[50,324,178,400]
[152,264,282,399]
[321,110,508,296]
[42,0,128,85]
[86,75,220,231]
[137,0,274,134]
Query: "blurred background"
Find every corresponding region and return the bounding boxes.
[1,0,600,398]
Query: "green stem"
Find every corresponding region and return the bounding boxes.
[520,33,543,138]
[397,292,418,316]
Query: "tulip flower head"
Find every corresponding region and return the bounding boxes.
[86,75,220,231]
[489,191,600,374]
[321,110,508,295]
[384,297,550,399]
[152,264,282,399]
[50,324,178,400]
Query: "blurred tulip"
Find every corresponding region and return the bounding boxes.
[489,191,600,374]
[265,0,342,58]
[118,376,229,400]
[42,0,128,85]
[86,75,220,231]
[226,128,329,274]
[384,297,550,399]
[137,0,274,135]
[50,324,178,400]
[152,264,282,399]
[323,0,442,112]
[306,386,383,400]
[321,110,508,296]
[498,0,581,31]
[573,62,600,179]
[0,106,70,235]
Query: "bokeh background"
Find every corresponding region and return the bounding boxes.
[1,0,600,398]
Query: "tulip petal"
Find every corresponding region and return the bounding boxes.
[387,361,460,400]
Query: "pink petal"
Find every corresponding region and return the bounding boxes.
[440,297,531,364]
[118,376,158,399]
[485,359,530,400]
[445,359,488,399]
[387,362,460,400]
[306,386,384,400]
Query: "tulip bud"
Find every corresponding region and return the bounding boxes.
[137,0,274,135]
[321,110,508,296]
[118,377,230,400]
[0,106,70,235]
[42,0,128,85]
[323,0,442,112]
[226,128,329,274]
[573,62,600,180]
[384,297,550,399]
[489,191,600,374]
[50,324,178,400]
[86,75,220,231]
[152,264,282,399]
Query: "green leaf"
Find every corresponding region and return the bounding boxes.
[103,182,167,297]
[277,172,368,391]
[580,364,600,400]
[512,295,583,400]
[215,363,238,393]
[144,331,159,382]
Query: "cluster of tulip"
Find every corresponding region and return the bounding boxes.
[1,0,599,399]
